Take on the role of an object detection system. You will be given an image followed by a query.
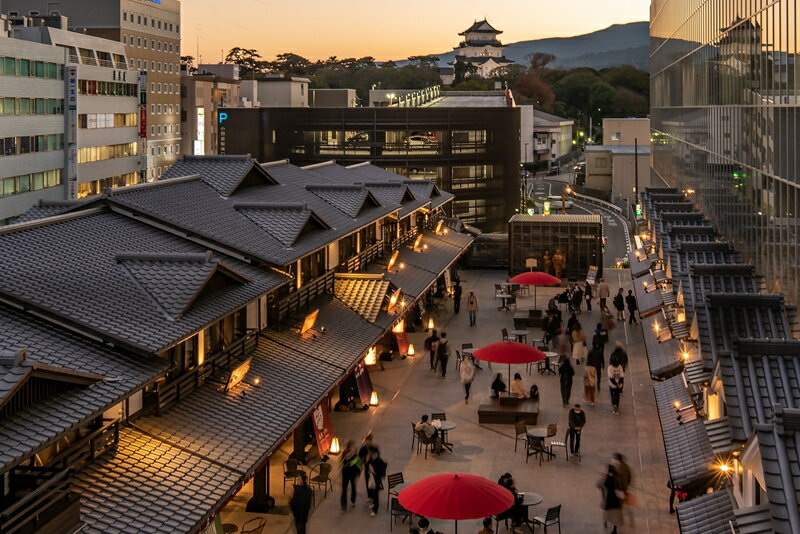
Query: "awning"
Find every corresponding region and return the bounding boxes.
[676,488,738,534]
[642,315,684,379]
[634,276,665,317]
[629,248,659,278]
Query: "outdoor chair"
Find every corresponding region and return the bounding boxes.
[410,422,417,451]
[386,472,405,510]
[526,435,546,466]
[533,504,562,533]
[548,429,569,461]
[389,497,412,531]
[309,462,333,498]
[240,517,266,534]
[416,430,434,458]
[502,328,509,341]
[514,420,528,452]
[455,349,463,370]
[283,459,305,493]
[507,295,517,309]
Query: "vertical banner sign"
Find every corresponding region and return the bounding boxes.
[139,71,148,181]
[311,399,334,454]
[354,363,374,406]
[66,66,78,199]
[394,330,410,356]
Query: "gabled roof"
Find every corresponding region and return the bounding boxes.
[334,274,391,323]
[459,19,503,35]
[754,406,800,534]
[306,184,381,219]
[676,489,738,534]
[117,252,250,320]
[162,155,278,197]
[234,202,331,246]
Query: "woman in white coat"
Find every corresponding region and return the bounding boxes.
[460,355,476,402]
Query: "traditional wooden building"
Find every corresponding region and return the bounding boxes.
[450,20,515,79]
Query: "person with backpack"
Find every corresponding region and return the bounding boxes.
[587,342,605,397]
[366,446,387,517]
[340,440,363,512]
[437,332,451,378]
[424,329,440,371]
[613,288,625,321]
[559,354,575,407]
[592,322,609,355]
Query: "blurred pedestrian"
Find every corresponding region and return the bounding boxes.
[625,290,639,324]
[460,353,476,401]
[614,453,635,527]
[555,328,570,359]
[559,354,575,407]
[584,282,593,311]
[597,278,610,309]
[571,285,584,313]
[593,322,609,356]
[453,282,463,314]
[466,290,479,326]
[424,329,440,371]
[608,356,624,416]
[437,332,451,378]
[584,361,597,405]
[598,465,624,533]
[571,322,587,365]
[366,446,387,517]
[610,341,629,372]
[340,440,363,511]
[613,288,625,321]
[359,433,376,495]
[587,342,605,394]
[290,472,313,534]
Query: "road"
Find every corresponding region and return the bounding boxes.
[525,173,631,268]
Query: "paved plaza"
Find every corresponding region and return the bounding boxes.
[222,268,677,534]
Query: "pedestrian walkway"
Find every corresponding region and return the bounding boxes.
[225,269,676,534]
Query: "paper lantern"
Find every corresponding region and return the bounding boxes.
[364,347,377,366]
[408,344,415,356]
[369,391,379,406]
[427,317,434,330]
[329,437,341,455]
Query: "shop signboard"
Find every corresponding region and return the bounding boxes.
[354,363,373,406]
[224,357,252,391]
[311,400,334,454]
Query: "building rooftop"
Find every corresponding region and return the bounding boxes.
[429,94,510,108]
[509,214,602,224]
[585,144,651,155]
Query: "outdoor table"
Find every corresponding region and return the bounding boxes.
[434,420,456,451]
[392,482,410,494]
[509,329,528,343]
[461,347,483,370]
[526,428,555,461]
[518,492,544,525]
[537,352,559,375]
[497,293,513,311]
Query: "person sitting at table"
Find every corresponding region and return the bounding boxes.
[547,296,559,312]
[491,373,507,398]
[529,384,540,400]
[478,517,495,534]
[500,477,525,532]
[510,373,530,398]
[414,415,442,454]
[497,472,513,488]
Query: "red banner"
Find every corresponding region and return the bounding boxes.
[354,363,373,406]
[139,107,147,138]
[394,331,409,356]
[311,399,334,454]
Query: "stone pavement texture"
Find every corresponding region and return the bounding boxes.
[223,268,678,534]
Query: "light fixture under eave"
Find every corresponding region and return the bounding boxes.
[369,391,379,406]
[253,377,261,386]
[364,346,377,366]
[435,219,444,234]
[682,352,690,361]
[329,437,341,455]
[413,234,423,251]
[387,249,399,271]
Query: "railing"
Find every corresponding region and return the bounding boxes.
[1,467,78,534]
[154,330,259,415]
[48,419,119,470]
[391,227,419,251]
[342,240,384,273]
[274,270,335,325]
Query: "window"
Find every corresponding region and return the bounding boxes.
[77,142,138,163]
[150,126,154,136]
[77,172,139,198]
[137,59,142,69]
[157,41,162,51]
[157,104,161,114]
[129,58,134,68]
[143,17,147,25]
[123,12,127,21]
[143,60,148,70]
[157,83,161,93]
[151,39,155,49]
[137,15,141,24]
[0,134,62,157]
[151,104,155,114]
[17,59,30,76]
[157,125,162,135]
[137,37,141,47]
[158,20,161,29]
[158,62,162,72]
[611,132,621,141]
[123,35,128,45]
[0,169,61,198]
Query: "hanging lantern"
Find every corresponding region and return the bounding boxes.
[364,347,377,366]
[408,343,415,356]
[329,437,341,455]
[369,391,379,406]
[427,317,435,330]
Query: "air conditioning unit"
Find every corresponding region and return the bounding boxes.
[28,11,40,16]
[8,11,19,16]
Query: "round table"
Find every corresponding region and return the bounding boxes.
[518,492,544,507]
[527,426,549,438]
[461,348,484,370]
[497,294,513,311]
[509,329,529,343]
[392,482,410,494]
[434,420,456,451]
[537,351,560,374]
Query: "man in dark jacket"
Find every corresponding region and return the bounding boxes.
[625,290,638,324]
[558,355,575,406]
[613,288,625,320]
[290,472,313,534]
[587,343,605,392]
[568,404,587,456]
[453,282,463,314]
[610,342,629,371]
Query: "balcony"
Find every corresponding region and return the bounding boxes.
[0,467,80,534]
[391,227,419,251]
[47,419,120,471]
[341,240,384,273]
[273,270,335,325]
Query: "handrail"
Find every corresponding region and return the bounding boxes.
[48,418,119,469]
[343,240,384,273]
[572,191,623,215]
[1,467,71,523]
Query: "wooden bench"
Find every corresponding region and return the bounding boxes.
[478,396,540,425]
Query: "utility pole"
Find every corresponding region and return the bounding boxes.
[634,137,642,218]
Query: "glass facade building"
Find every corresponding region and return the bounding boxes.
[650,0,800,304]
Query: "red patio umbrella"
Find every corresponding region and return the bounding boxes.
[473,341,546,386]
[508,271,561,309]
[398,473,514,533]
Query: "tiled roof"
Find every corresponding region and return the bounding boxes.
[0,305,167,471]
[642,315,684,379]
[653,376,716,488]
[0,209,287,354]
[14,200,90,223]
[306,184,378,218]
[0,355,103,407]
[234,202,329,246]
[633,277,665,317]
[629,248,659,278]
[162,154,278,197]
[676,488,738,534]
[334,275,391,323]
[367,260,437,298]
[73,427,242,534]
[719,339,800,441]
[754,406,800,534]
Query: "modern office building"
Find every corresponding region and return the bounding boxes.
[602,117,650,146]
[585,144,650,204]
[218,91,521,231]
[529,109,574,165]
[650,0,800,305]
[180,66,242,156]
[239,75,310,108]
[3,0,182,181]
[12,17,141,199]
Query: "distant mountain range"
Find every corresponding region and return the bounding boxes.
[397,21,650,71]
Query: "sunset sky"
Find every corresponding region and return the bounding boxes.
[181,0,649,63]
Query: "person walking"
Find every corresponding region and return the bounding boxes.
[559,354,575,407]
[614,453,635,528]
[424,329,440,371]
[568,404,586,457]
[437,332,451,378]
[290,472,313,534]
[366,447,387,517]
[466,290,479,326]
[610,341,629,372]
[555,328,571,360]
[597,278,610,310]
[587,342,605,394]
[608,356,625,416]
[459,353,476,402]
[583,361,597,405]
[598,465,624,533]
[340,440,363,511]
[593,322,610,356]
[571,285,584,314]
[358,433,376,496]
[584,282,593,311]
[571,322,587,365]
[613,288,625,321]
[625,290,639,324]
[453,282,463,314]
